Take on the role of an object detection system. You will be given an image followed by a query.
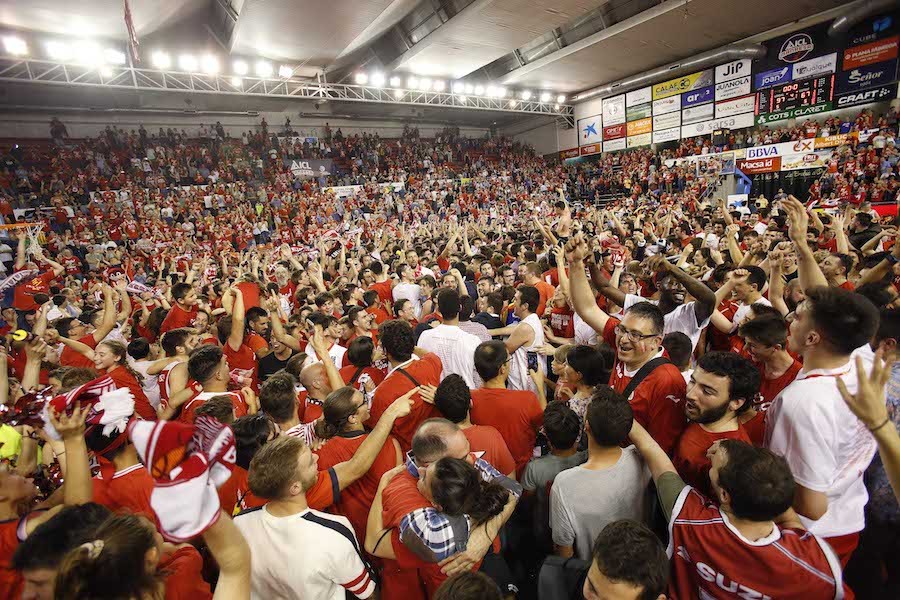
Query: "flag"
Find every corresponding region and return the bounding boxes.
[124,0,140,63]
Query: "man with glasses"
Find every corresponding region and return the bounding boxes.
[567,236,687,454]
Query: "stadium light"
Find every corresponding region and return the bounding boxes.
[474,85,484,96]
[554,103,560,110]
[46,41,72,61]
[100,66,113,78]
[433,80,445,92]
[178,54,198,72]
[521,90,532,100]
[458,96,467,104]
[278,65,293,78]
[152,50,171,69]
[354,72,368,84]
[498,87,507,97]
[464,84,474,94]
[233,60,248,75]
[452,82,464,94]
[104,49,126,65]
[509,99,518,108]
[230,76,242,87]
[393,89,404,99]
[407,76,419,89]
[486,85,497,97]
[370,72,385,87]
[255,61,273,77]
[73,41,104,66]
[200,54,219,74]
[540,92,551,102]
[556,94,566,103]
[3,36,28,56]
[419,78,431,90]
[389,76,402,87]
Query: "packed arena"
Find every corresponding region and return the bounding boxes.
[2,1,900,599]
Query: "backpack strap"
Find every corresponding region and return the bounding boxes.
[622,357,671,401]
[395,367,421,387]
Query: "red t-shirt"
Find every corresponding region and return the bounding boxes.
[302,396,324,424]
[533,281,555,316]
[160,304,198,334]
[368,280,394,309]
[245,332,268,355]
[603,319,687,455]
[108,365,157,421]
[92,464,155,519]
[365,354,443,453]
[548,306,575,340]
[463,425,515,476]
[161,546,213,600]
[314,431,399,542]
[0,516,26,599]
[223,341,259,392]
[59,334,99,369]
[839,280,856,292]
[673,424,750,497]
[339,364,386,389]
[470,388,543,476]
[178,391,248,425]
[744,358,803,446]
[13,271,55,311]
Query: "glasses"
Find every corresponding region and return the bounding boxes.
[614,324,659,343]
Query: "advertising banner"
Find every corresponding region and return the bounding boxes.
[653,70,713,100]
[716,59,752,82]
[625,86,652,107]
[627,133,652,148]
[681,112,755,137]
[682,103,714,124]
[814,133,856,148]
[781,151,833,171]
[681,85,714,107]
[653,95,680,115]
[577,114,603,146]
[755,102,832,124]
[737,156,782,174]
[603,138,626,152]
[715,76,752,101]
[843,36,899,70]
[559,148,580,160]
[745,139,815,160]
[652,128,681,144]
[579,144,601,156]
[626,118,653,136]
[715,95,755,118]
[602,95,626,125]
[836,59,898,93]
[653,111,681,131]
[792,53,838,80]
[284,158,333,178]
[603,123,627,140]
[835,84,897,109]
[755,66,793,90]
[626,103,652,121]
[848,13,898,47]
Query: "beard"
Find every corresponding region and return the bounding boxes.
[688,400,731,425]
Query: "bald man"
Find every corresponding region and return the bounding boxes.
[298,362,336,423]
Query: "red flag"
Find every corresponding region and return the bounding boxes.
[124,0,140,63]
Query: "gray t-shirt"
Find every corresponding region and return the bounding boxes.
[549,446,652,560]
[523,451,588,547]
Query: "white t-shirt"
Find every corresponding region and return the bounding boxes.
[731,297,773,332]
[304,342,347,368]
[623,295,711,351]
[392,282,422,318]
[765,361,876,537]
[234,506,375,600]
[130,359,162,410]
[573,313,599,346]
[417,324,482,389]
[508,313,546,394]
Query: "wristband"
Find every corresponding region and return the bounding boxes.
[869,417,891,433]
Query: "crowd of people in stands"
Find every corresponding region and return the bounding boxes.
[1,104,900,600]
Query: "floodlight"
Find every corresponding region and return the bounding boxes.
[233,60,248,75]
[2,36,27,56]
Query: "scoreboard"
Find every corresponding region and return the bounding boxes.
[756,75,834,115]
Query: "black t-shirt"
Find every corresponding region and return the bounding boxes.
[258,350,296,382]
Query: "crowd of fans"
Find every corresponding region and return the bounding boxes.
[1,108,900,600]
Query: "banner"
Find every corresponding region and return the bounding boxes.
[682,103,714,124]
[324,185,361,198]
[716,59,752,83]
[681,112,755,137]
[681,86,713,107]
[836,59,898,93]
[14,206,74,221]
[814,133,855,148]
[781,151,833,171]
[652,128,681,144]
[625,87,652,107]
[627,133,652,148]
[281,135,319,145]
[843,35,899,70]
[626,103,652,121]
[737,156,782,174]
[603,123,626,140]
[653,70,713,100]
[579,144,601,156]
[652,95,680,115]
[284,158,333,178]
[793,53,838,80]
[835,84,897,108]
[578,114,603,146]
[626,118,652,137]
[653,111,681,131]
[755,66,792,90]
[746,139,815,160]
[603,138,626,152]
[715,95,755,118]
[559,148,580,160]
[602,95,626,126]
[715,76,751,101]
[755,102,832,124]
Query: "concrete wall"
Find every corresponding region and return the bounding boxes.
[500,117,577,157]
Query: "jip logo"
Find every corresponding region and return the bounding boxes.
[779,33,814,63]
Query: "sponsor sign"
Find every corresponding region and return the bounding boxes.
[653,111,681,131]
[737,156,782,174]
[284,158,333,178]
[715,76,751,101]
[682,103,714,124]
[850,14,896,47]
[681,112,755,137]
[844,36,899,70]
[814,133,855,148]
[835,84,897,109]
[755,66,792,90]
[626,103,652,121]
[602,95,626,125]
[716,59,752,83]
[603,124,626,140]
[627,133,652,148]
[559,148,580,160]
[836,59,898,93]
[755,102,832,124]
[715,95,755,118]
[792,53,838,80]
[626,118,652,137]
[779,33,815,63]
[652,128,681,144]
[579,144,601,156]
[625,86,652,107]
[653,70,713,100]
[577,114,603,145]
[681,85,714,107]
[745,139,815,160]
[653,95,680,115]
[781,151,832,171]
[603,138,627,152]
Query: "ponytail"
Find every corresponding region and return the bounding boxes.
[431,458,508,526]
[321,387,363,440]
[100,340,144,386]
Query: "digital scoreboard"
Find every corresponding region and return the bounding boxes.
[756,75,834,115]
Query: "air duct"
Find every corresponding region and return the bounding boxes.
[572,43,766,103]
[829,0,897,36]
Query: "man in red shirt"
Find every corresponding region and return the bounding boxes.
[55,284,118,369]
[367,261,394,314]
[471,340,545,476]
[365,320,442,453]
[160,282,199,334]
[11,237,64,312]
[217,287,259,392]
[245,306,271,358]
[820,253,855,291]
[673,352,757,497]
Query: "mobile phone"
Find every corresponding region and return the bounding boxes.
[526,351,539,372]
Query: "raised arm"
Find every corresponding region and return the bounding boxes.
[783,196,828,292]
[14,232,26,270]
[588,261,626,307]
[204,512,252,600]
[265,294,302,351]
[227,287,245,352]
[567,235,611,334]
[649,255,716,325]
[308,326,345,392]
[92,284,118,343]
